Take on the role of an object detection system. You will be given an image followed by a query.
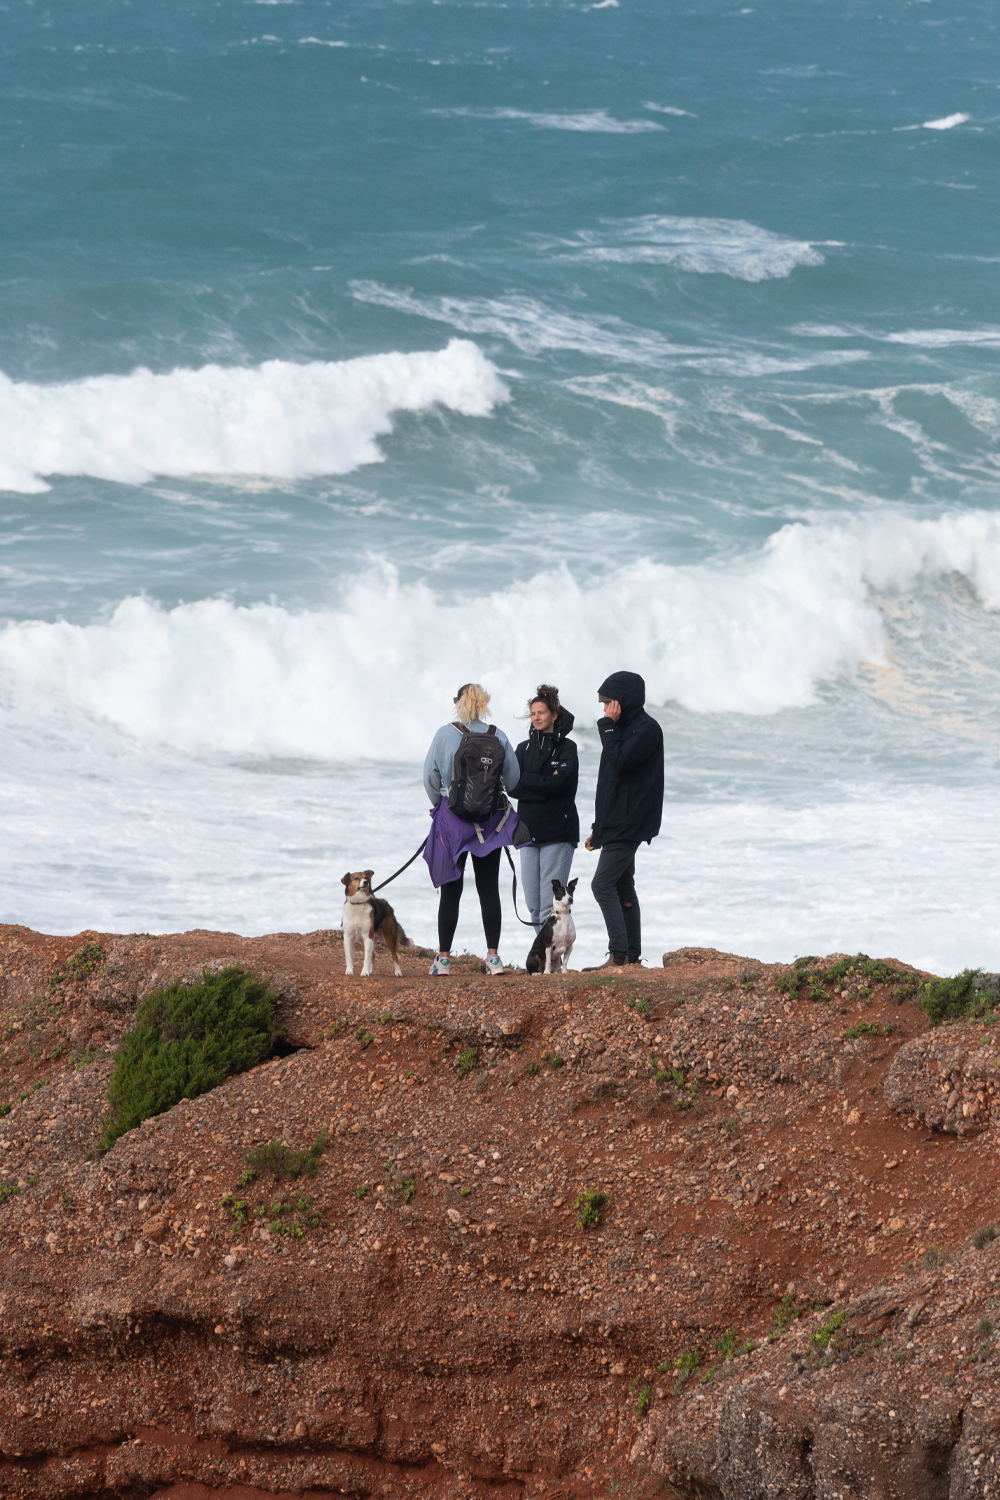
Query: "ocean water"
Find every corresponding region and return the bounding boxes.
[3,0,1000,972]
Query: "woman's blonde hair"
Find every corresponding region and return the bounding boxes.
[454,682,491,724]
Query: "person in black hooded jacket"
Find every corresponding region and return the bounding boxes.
[583,670,663,968]
[512,685,579,930]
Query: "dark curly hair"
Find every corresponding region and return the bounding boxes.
[529,684,561,717]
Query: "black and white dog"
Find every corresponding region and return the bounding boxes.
[525,878,577,975]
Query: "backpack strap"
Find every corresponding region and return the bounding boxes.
[451,722,498,736]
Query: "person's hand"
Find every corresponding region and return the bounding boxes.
[585,835,594,851]
[603,699,622,723]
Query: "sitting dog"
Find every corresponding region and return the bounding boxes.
[525,878,577,975]
[341,870,409,977]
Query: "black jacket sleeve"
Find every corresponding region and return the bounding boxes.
[515,739,579,799]
[597,714,660,772]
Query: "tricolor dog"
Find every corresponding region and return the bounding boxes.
[341,870,409,977]
[525,878,577,975]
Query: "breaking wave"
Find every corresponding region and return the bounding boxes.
[4,511,1000,758]
[560,216,826,281]
[0,341,508,494]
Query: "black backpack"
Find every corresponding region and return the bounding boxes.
[447,723,506,822]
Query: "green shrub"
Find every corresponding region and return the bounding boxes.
[921,969,999,1026]
[971,1222,997,1251]
[96,966,281,1153]
[456,1047,478,1076]
[843,1022,879,1041]
[574,1187,607,1229]
[245,1131,328,1181]
[810,1311,846,1351]
[0,1183,19,1207]
[49,939,106,992]
[672,1350,699,1393]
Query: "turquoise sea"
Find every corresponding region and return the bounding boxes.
[3,0,1000,970]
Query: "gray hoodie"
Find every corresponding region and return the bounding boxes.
[423,719,520,807]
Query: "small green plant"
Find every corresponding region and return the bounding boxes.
[923,1246,948,1270]
[635,1384,651,1417]
[672,1350,699,1393]
[460,1186,471,1197]
[971,1222,997,1251]
[402,1177,416,1203]
[542,1051,565,1068]
[721,977,735,989]
[356,1183,368,1200]
[976,1315,995,1339]
[0,1183,19,1206]
[220,1193,249,1230]
[575,1187,608,1229]
[0,1102,10,1118]
[723,1116,741,1136]
[526,1062,539,1076]
[265,1191,320,1238]
[237,1166,256,1189]
[97,967,281,1153]
[843,1022,879,1041]
[376,1013,392,1024]
[700,1325,753,1382]
[475,1069,490,1092]
[17,1078,48,1103]
[810,1312,846,1352]
[48,940,106,992]
[244,1130,328,1181]
[25,1173,38,1186]
[768,1292,798,1341]
[355,1029,375,1050]
[921,969,999,1027]
[74,1048,104,1070]
[60,1191,73,1212]
[456,1047,478,1077]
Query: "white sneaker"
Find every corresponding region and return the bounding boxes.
[428,954,451,977]
[486,954,505,976]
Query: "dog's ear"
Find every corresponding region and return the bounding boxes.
[341,872,353,888]
[551,880,564,898]
[567,878,578,895]
[362,869,374,881]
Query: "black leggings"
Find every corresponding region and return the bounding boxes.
[438,847,502,952]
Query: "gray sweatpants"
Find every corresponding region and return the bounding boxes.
[519,842,575,931]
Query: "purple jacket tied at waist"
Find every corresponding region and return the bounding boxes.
[423,800,517,888]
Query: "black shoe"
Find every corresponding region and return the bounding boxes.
[582,954,627,971]
[626,955,643,965]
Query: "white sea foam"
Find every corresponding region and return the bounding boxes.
[0,341,508,494]
[923,112,969,130]
[431,107,664,134]
[643,102,696,116]
[349,282,696,362]
[298,36,348,46]
[791,322,1000,348]
[6,512,1000,759]
[562,216,825,281]
[348,282,857,373]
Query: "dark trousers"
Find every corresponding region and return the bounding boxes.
[591,841,641,959]
[438,847,503,952]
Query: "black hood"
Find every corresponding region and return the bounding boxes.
[598,671,646,720]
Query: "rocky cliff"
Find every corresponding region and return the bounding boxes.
[0,926,996,1499]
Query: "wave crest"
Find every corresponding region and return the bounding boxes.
[0,340,508,494]
[5,512,1000,757]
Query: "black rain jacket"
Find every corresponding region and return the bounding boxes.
[513,708,580,846]
[591,672,664,847]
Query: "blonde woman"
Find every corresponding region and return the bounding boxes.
[422,683,520,977]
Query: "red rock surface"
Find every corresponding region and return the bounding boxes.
[0,926,997,1498]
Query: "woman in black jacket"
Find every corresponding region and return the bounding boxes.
[513,684,579,931]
